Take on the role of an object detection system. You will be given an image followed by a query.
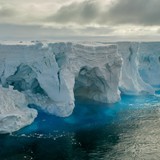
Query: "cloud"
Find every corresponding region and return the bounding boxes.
[47,0,160,26]
[47,1,102,25]
[0,23,115,40]
[0,5,17,17]
[0,0,62,25]
[0,0,160,39]
[0,24,78,40]
[79,26,114,35]
[102,0,160,26]
[2,0,160,27]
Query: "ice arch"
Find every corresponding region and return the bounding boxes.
[74,66,116,103]
[5,64,46,95]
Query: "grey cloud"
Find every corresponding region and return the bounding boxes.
[0,24,72,39]
[47,0,160,26]
[79,27,114,35]
[1,24,160,41]
[0,23,115,40]
[104,0,160,26]
[0,6,17,17]
[47,1,101,24]
[1,0,160,39]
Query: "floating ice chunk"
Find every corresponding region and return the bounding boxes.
[0,86,37,134]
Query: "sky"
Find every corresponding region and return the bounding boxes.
[0,0,160,40]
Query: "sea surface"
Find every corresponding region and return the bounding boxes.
[0,92,160,160]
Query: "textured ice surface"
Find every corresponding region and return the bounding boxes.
[0,41,159,133]
[0,42,122,118]
[0,85,37,134]
[118,42,155,95]
[138,42,160,88]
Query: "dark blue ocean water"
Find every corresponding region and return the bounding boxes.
[0,92,160,160]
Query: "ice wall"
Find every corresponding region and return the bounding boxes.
[50,43,122,104]
[138,42,160,88]
[0,41,159,133]
[0,42,122,118]
[118,42,155,95]
[0,43,72,117]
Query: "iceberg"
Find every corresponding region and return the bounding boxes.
[0,42,122,118]
[0,41,159,133]
[138,42,160,88]
[118,42,155,95]
[0,85,37,134]
[50,43,122,104]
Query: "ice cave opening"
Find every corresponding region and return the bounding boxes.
[74,66,108,103]
[3,64,47,96]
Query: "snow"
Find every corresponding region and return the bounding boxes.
[0,85,37,134]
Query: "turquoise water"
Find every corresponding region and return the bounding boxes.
[0,93,160,160]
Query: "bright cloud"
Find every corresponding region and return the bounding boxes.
[0,0,160,40]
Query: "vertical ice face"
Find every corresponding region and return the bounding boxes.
[0,42,158,118]
[0,43,74,117]
[138,42,160,88]
[118,42,155,95]
[0,42,122,118]
[0,41,159,134]
[0,86,37,134]
[50,43,122,104]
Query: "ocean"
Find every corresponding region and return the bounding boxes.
[0,92,160,160]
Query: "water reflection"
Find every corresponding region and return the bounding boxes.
[0,94,160,160]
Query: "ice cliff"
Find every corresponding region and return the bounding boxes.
[138,42,160,88]
[0,42,122,123]
[0,41,159,133]
[118,42,155,95]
